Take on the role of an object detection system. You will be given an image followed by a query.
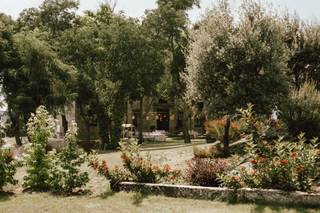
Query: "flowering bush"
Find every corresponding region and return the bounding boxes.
[221,135,319,191]
[49,122,89,194]
[185,158,229,187]
[89,156,130,190]
[90,140,181,189]
[0,148,17,190]
[23,106,55,191]
[119,141,180,183]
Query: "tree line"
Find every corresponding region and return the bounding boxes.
[0,0,199,147]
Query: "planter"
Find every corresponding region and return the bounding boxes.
[118,182,320,207]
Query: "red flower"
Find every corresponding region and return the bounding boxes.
[290,152,298,160]
[153,164,159,173]
[280,159,289,165]
[163,164,171,173]
[258,157,267,163]
[296,165,305,173]
[250,159,257,164]
[231,175,240,182]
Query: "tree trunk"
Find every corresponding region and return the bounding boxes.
[14,132,22,146]
[223,115,231,157]
[9,112,22,146]
[138,97,144,144]
[85,123,91,142]
[182,103,191,144]
[61,114,68,135]
[96,104,110,150]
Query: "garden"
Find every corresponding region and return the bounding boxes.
[1,0,320,212]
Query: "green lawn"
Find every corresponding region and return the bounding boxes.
[1,190,319,213]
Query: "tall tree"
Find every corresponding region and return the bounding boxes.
[143,0,199,143]
[0,13,74,145]
[184,0,289,117]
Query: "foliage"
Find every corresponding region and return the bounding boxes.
[0,148,17,190]
[90,140,181,188]
[18,0,79,36]
[283,14,320,89]
[185,158,229,187]
[23,106,55,191]
[221,135,319,191]
[1,25,74,145]
[184,0,289,117]
[238,103,287,141]
[119,141,181,183]
[204,117,240,142]
[282,81,320,139]
[144,0,199,143]
[49,122,89,194]
[89,157,130,190]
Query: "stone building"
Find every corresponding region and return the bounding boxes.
[59,98,204,140]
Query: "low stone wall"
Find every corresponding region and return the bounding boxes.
[118,182,320,207]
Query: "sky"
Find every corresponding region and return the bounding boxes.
[0,0,320,23]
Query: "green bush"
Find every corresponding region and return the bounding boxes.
[0,148,17,190]
[238,103,287,141]
[282,82,320,139]
[221,135,319,191]
[23,106,55,191]
[49,122,89,194]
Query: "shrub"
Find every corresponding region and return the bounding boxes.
[89,157,130,191]
[185,158,229,187]
[49,122,89,194]
[0,148,17,190]
[119,141,180,183]
[282,82,320,139]
[223,135,319,191]
[204,117,240,142]
[238,103,287,141]
[23,106,55,191]
[90,140,181,189]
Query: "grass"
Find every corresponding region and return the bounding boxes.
[0,190,319,213]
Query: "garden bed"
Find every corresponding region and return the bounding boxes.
[118,182,320,207]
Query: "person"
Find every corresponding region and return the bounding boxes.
[271,105,279,121]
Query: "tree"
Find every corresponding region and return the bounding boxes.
[283,14,320,89]
[95,7,165,146]
[18,0,79,36]
[143,0,199,143]
[1,28,74,145]
[23,106,55,191]
[184,0,289,117]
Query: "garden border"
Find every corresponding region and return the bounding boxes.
[118,182,320,207]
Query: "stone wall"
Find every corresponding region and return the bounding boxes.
[118,182,320,207]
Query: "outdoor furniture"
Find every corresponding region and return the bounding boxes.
[143,131,166,142]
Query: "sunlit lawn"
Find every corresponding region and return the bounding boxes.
[1,190,319,213]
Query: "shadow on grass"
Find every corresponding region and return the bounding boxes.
[0,191,14,202]
[226,200,320,213]
[100,190,117,199]
[131,191,150,206]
